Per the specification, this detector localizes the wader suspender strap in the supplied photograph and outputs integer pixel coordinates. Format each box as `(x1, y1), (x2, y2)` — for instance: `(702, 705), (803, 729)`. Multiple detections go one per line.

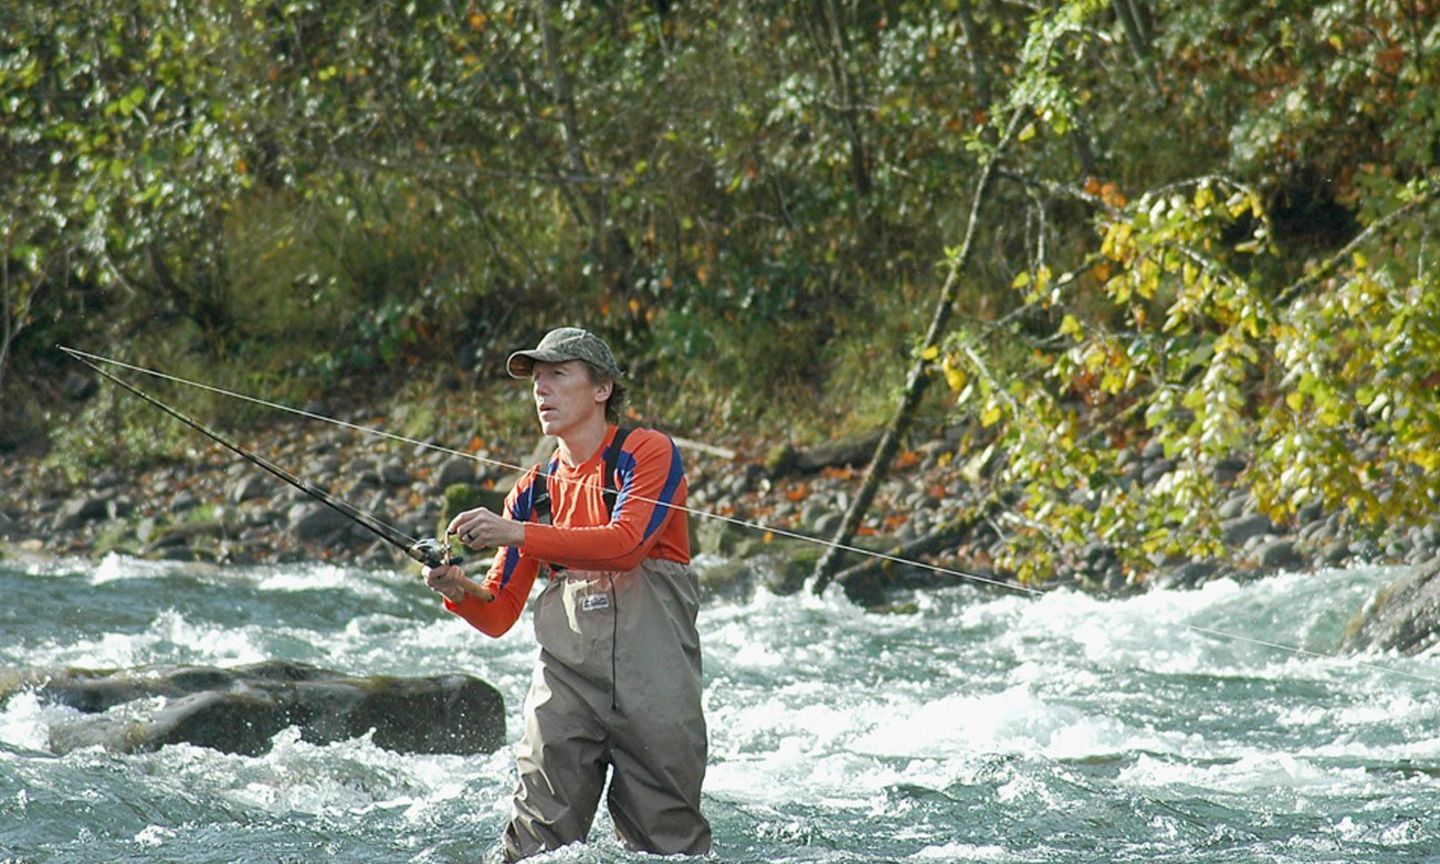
(532, 425), (633, 529)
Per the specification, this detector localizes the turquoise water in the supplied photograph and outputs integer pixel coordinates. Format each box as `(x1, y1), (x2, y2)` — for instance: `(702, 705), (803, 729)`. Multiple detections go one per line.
(2, 554), (1438, 862)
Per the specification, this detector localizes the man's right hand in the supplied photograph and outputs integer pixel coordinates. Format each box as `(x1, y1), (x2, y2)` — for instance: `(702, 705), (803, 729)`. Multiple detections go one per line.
(424, 564), (494, 604)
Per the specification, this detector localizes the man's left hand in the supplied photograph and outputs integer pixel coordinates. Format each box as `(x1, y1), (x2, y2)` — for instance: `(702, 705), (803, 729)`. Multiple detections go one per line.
(448, 507), (526, 550)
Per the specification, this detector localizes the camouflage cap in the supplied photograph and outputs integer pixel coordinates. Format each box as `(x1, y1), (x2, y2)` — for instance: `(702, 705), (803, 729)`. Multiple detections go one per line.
(506, 327), (624, 379)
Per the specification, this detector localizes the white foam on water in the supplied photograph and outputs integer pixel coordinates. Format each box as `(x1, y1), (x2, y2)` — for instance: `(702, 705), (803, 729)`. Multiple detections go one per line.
(129, 725), (515, 827)
(133, 824), (178, 848)
(253, 562), (407, 602)
(85, 553), (411, 605)
(1118, 751), (1371, 797)
(24, 608), (271, 669)
(908, 841), (1016, 861)
(0, 691), (59, 752)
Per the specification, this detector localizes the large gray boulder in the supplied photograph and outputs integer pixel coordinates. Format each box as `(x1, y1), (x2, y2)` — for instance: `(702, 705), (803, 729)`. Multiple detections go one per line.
(6, 660), (504, 757)
(1344, 558), (1440, 655)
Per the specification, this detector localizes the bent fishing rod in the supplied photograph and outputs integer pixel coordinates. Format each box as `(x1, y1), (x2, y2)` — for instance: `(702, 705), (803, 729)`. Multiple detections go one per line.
(61, 346), (490, 597)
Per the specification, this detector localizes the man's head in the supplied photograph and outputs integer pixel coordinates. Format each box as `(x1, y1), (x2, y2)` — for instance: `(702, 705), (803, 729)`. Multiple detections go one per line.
(507, 327), (627, 424)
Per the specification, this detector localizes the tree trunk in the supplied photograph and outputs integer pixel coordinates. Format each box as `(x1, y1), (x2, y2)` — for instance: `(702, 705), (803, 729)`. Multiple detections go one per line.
(816, 0), (872, 201)
(1112, 0), (1158, 95)
(535, 0), (636, 296)
(809, 108), (1025, 597)
(0, 254), (18, 401)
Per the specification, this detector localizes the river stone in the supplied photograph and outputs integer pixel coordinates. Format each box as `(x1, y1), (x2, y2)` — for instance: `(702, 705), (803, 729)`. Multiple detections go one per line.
(1256, 539), (1303, 571)
(288, 502), (351, 541)
(694, 558), (758, 603)
(53, 495), (111, 530)
(1212, 457), (1246, 485)
(1155, 560), (1220, 590)
(435, 457), (476, 489)
(1221, 513), (1275, 547)
(379, 458), (410, 487)
(1217, 493), (1252, 520)
(1344, 557), (1440, 655)
(20, 660), (505, 757)
(230, 475), (271, 504)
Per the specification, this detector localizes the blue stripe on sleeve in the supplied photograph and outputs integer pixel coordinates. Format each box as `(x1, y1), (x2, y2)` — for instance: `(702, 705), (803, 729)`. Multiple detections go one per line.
(611, 440), (681, 538)
(497, 464), (550, 589)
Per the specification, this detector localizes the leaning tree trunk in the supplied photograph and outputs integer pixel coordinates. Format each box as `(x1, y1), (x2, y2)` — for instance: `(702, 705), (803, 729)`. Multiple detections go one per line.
(809, 108), (1024, 597)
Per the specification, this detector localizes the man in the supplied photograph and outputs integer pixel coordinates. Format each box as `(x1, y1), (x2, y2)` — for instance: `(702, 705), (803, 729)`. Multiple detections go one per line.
(423, 326), (711, 861)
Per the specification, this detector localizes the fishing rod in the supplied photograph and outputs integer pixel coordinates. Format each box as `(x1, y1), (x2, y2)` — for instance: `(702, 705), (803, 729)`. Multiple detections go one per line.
(56, 347), (1440, 687)
(60, 346), (490, 598)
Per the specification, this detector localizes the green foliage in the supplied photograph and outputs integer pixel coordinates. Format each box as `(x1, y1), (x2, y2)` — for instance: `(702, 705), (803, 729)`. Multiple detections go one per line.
(937, 0), (1440, 582)
(44, 383), (190, 480)
(6, 0), (1440, 584)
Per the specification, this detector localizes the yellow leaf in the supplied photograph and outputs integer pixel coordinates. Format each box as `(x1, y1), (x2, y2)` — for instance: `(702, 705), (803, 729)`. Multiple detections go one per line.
(921, 345), (940, 361)
(943, 360), (967, 392)
(980, 404), (1003, 427)
(1018, 122), (1037, 142)
(1285, 391), (1304, 412)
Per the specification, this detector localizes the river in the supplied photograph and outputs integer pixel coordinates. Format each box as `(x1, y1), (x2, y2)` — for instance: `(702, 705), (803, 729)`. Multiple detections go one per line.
(2, 553), (1437, 862)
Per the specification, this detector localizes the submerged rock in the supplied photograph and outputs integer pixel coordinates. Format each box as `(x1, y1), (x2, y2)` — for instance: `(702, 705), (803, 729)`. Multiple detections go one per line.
(1344, 558), (1440, 655)
(7, 660), (505, 757)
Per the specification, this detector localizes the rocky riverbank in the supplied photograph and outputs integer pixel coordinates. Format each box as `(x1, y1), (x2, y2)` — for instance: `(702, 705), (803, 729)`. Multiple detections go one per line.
(5, 412), (1440, 605)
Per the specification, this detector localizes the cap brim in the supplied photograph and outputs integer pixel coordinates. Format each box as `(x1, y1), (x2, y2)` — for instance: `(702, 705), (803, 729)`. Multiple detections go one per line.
(506, 350), (544, 378)
(506, 348), (624, 379)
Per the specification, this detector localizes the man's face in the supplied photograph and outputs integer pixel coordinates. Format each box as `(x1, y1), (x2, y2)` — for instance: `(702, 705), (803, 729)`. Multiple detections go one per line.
(531, 360), (611, 437)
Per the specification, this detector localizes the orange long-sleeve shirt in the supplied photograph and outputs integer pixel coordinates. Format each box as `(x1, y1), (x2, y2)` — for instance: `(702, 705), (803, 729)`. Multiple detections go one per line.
(444, 425), (690, 637)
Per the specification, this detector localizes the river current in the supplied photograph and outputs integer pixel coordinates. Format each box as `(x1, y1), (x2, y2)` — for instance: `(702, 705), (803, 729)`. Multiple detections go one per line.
(2, 553), (1437, 863)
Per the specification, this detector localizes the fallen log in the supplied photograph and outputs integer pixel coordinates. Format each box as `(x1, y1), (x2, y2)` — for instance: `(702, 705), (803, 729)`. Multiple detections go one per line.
(831, 500), (1000, 604)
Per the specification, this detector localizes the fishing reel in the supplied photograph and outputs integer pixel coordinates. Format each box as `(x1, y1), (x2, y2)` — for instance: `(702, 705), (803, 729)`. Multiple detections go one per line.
(410, 537), (462, 568)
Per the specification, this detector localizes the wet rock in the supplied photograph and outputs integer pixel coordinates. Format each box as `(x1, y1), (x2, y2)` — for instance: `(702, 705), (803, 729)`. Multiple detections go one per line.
(695, 557), (758, 603)
(53, 495), (111, 531)
(145, 520), (226, 554)
(1156, 560), (1220, 590)
(1141, 459), (1176, 484)
(812, 511), (844, 539)
(307, 455), (341, 477)
(288, 503), (352, 541)
(435, 457), (476, 489)
(379, 458), (410, 487)
(1344, 558), (1440, 655)
(1256, 539), (1303, 571)
(1217, 493), (1252, 520)
(230, 475), (271, 504)
(1212, 458), (1246, 486)
(19, 660), (505, 757)
(695, 517), (766, 559)
(172, 491), (202, 513)
(1221, 513), (1275, 547)
(1349, 538), (1383, 562)
(1296, 502), (1324, 527)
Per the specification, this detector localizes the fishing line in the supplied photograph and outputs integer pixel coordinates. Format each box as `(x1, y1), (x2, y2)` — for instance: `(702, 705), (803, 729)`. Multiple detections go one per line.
(59, 346), (1023, 593)
(60, 346), (1440, 687)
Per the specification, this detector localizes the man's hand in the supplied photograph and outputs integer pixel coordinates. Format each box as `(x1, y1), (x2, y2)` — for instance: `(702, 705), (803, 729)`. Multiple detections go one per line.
(424, 563), (494, 604)
(449, 507), (525, 550)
